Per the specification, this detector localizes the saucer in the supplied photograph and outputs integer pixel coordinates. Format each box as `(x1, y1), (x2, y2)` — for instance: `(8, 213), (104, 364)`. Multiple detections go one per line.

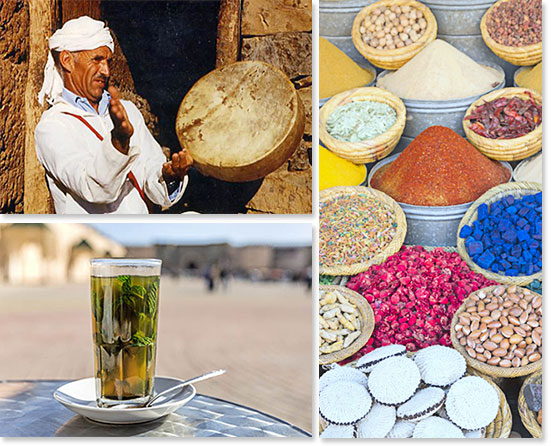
(53, 377), (196, 425)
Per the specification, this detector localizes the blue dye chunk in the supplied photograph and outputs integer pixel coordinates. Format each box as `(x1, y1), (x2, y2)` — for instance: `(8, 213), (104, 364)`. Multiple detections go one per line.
(502, 229), (517, 243)
(478, 251), (496, 269)
(518, 207), (529, 217)
(505, 195), (515, 205)
(535, 192), (542, 204)
(473, 229), (483, 241)
(459, 225), (472, 238)
(506, 206), (518, 215)
(467, 241), (484, 256)
(478, 203), (489, 220)
(517, 230), (530, 242)
(517, 218), (527, 228)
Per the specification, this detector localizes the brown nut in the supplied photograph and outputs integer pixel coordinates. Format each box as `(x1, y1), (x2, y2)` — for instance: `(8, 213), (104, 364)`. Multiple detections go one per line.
(519, 311), (529, 325)
(488, 321), (502, 329)
(501, 326), (514, 338)
(513, 327), (527, 337)
(499, 316), (509, 326)
(481, 316), (493, 325)
(459, 315), (470, 325)
(466, 347), (476, 358)
(493, 285), (505, 296)
(509, 307), (523, 317)
(532, 331), (542, 346)
(519, 299), (528, 310)
(526, 344), (537, 355)
(514, 348), (525, 358)
(490, 310), (501, 320)
(475, 345), (485, 354)
(493, 348), (507, 357)
(476, 353), (487, 362)
(532, 296), (542, 309)
(479, 310), (490, 317)
(528, 353), (541, 362)
(459, 337), (467, 346)
(482, 341), (498, 351)
(499, 359), (512, 368)
(509, 334), (523, 345)
(479, 331), (489, 343)
(512, 357), (521, 368)
(462, 326), (471, 336)
(527, 320), (540, 328)
(456, 330), (465, 339)
(503, 300), (514, 308)
(470, 319), (480, 332)
(500, 339), (510, 350)
(518, 340), (527, 349)
(487, 356), (501, 366)
(490, 334), (503, 344)
(483, 350), (492, 360)
(508, 316), (521, 326)
(521, 357), (529, 367)
(486, 303), (499, 311)
(477, 301), (485, 312)
(469, 329), (481, 339)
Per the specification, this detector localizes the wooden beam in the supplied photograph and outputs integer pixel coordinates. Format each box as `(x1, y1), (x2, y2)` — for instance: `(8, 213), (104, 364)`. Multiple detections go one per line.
(24, 0), (59, 214)
(62, 0), (102, 23)
(216, 0), (242, 67)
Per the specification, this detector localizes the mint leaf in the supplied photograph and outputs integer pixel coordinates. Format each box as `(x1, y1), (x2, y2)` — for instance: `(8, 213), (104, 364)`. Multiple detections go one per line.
(130, 331), (155, 347)
(130, 285), (147, 299)
(146, 280), (158, 315)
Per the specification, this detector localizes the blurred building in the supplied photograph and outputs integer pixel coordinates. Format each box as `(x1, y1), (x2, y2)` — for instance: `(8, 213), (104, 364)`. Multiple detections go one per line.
(0, 224), (126, 285)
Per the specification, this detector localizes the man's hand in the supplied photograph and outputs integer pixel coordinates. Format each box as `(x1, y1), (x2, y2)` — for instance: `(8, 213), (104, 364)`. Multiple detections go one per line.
(109, 86), (134, 154)
(162, 149), (194, 182)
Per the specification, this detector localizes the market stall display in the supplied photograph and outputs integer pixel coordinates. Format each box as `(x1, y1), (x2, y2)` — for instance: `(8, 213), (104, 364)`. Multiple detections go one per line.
(319, 186), (407, 276)
(319, 87), (406, 164)
(320, 37), (376, 103)
(450, 285), (542, 378)
(319, 346), (512, 438)
(518, 371), (542, 438)
(319, 285), (375, 365)
(481, 0), (542, 66)
(463, 88), (542, 161)
(319, 145), (367, 191)
(457, 182), (542, 285)
(345, 246), (496, 359)
(352, 0), (437, 70)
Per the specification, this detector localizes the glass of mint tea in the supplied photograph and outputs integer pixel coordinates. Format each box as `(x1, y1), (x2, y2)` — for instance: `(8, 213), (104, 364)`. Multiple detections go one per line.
(90, 258), (161, 408)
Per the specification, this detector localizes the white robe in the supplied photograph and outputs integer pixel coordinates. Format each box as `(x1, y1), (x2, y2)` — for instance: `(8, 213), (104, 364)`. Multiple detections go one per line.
(35, 97), (186, 214)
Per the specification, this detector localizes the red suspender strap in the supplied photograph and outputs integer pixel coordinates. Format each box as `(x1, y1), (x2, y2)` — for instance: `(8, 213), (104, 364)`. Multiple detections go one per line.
(61, 111), (153, 213)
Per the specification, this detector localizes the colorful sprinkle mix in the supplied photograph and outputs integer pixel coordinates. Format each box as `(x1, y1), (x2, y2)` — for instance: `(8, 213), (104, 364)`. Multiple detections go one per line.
(320, 193), (397, 267)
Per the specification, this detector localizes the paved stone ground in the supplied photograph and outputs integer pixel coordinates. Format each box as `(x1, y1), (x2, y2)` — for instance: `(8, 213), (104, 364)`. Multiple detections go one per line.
(0, 278), (313, 432)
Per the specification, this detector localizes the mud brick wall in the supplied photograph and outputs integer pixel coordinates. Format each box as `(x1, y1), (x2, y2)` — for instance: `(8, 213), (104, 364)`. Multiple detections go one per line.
(217, 0), (312, 214)
(0, 0), (29, 213)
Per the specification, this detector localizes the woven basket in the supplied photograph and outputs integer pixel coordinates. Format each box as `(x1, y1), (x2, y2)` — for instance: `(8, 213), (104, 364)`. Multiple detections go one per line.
(321, 354), (512, 438)
(456, 182), (542, 286)
(463, 88), (542, 162)
(518, 370), (542, 438)
(351, 0), (437, 70)
(319, 285), (375, 365)
(319, 186), (407, 276)
(480, 0), (542, 67)
(450, 285), (542, 379)
(319, 87), (406, 164)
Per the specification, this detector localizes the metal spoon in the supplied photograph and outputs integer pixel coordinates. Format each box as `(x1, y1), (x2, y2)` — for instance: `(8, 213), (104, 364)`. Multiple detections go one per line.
(145, 369), (226, 407)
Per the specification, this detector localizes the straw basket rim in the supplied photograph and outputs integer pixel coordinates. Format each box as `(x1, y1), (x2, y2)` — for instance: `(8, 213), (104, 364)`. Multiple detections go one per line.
(319, 285), (375, 365)
(321, 353), (511, 438)
(319, 186), (407, 276)
(450, 285), (542, 379)
(518, 370), (542, 438)
(480, 0), (542, 66)
(456, 181), (542, 285)
(463, 87), (542, 161)
(351, 0), (438, 70)
(319, 87), (406, 164)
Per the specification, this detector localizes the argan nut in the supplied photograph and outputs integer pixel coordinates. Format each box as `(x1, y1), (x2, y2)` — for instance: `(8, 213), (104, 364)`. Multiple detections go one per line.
(528, 353), (541, 362)
(483, 341), (498, 351)
(509, 334), (523, 345)
(499, 359), (512, 368)
(491, 334), (503, 344)
(501, 326), (514, 338)
(467, 347), (476, 358)
(493, 348), (507, 357)
(512, 357), (521, 368)
(487, 356), (501, 366)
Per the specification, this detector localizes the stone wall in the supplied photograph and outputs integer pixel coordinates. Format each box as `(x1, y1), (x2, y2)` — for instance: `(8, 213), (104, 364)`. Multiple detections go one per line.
(0, 0), (29, 213)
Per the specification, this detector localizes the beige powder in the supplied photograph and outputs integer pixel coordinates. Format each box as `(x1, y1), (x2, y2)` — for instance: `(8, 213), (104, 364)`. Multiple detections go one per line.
(377, 40), (504, 101)
(514, 152), (542, 184)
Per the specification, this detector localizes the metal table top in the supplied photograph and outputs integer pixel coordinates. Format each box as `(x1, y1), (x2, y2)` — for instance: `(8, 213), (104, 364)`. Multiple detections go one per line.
(0, 380), (311, 437)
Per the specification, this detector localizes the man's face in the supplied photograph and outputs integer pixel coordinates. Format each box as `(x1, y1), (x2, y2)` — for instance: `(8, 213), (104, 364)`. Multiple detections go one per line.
(68, 46), (112, 103)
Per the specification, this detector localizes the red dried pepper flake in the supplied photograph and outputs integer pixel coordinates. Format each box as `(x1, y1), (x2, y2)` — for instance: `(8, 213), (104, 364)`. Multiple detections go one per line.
(340, 246), (496, 364)
(464, 93), (542, 139)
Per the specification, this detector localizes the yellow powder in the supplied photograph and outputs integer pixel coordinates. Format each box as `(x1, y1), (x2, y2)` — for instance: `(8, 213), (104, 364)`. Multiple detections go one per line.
(516, 62), (542, 94)
(320, 37), (375, 99)
(319, 145), (367, 191)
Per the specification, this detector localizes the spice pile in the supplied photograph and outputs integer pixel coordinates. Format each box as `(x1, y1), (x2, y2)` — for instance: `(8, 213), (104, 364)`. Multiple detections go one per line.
(320, 193), (397, 268)
(459, 192), (542, 276)
(514, 153), (542, 184)
(320, 345), (499, 438)
(345, 246), (496, 360)
(319, 289), (362, 355)
(377, 40), (503, 101)
(320, 37), (375, 98)
(487, 0), (542, 47)
(359, 4), (427, 50)
(516, 63), (542, 94)
(454, 285), (542, 368)
(319, 145), (366, 191)
(326, 101), (396, 142)
(465, 93), (542, 139)
(370, 126), (510, 206)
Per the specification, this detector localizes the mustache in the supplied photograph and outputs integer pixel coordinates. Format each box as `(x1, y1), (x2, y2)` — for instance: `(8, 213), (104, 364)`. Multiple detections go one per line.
(93, 75), (109, 85)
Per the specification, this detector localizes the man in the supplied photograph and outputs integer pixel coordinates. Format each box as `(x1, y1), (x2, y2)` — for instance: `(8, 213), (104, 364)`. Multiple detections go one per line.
(35, 16), (193, 214)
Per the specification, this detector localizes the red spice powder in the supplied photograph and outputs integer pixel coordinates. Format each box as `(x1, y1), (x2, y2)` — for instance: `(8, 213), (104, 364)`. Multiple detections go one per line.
(370, 126), (510, 206)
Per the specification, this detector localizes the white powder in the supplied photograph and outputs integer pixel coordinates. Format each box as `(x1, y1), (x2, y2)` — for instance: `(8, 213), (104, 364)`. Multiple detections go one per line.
(377, 39), (504, 101)
(514, 152), (542, 183)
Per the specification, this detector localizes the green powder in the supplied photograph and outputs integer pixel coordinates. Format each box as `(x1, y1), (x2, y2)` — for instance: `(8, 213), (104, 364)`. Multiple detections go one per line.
(326, 100), (396, 142)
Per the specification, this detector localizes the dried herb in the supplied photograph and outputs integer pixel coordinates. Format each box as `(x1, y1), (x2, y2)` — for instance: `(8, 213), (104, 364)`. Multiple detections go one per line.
(464, 92), (542, 139)
(487, 0), (541, 47)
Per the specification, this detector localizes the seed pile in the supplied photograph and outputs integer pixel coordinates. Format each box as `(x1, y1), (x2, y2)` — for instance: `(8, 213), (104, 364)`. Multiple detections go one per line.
(320, 289), (363, 355)
(370, 126), (511, 206)
(345, 246), (496, 360)
(319, 345), (499, 438)
(459, 192), (542, 276)
(465, 93), (542, 139)
(319, 193), (397, 267)
(326, 101), (397, 142)
(455, 285), (542, 368)
(487, 0), (542, 47)
(359, 4), (427, 50)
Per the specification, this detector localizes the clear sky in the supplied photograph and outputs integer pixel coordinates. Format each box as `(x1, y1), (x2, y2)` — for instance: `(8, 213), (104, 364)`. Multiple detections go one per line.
(89, 223), (312, 247)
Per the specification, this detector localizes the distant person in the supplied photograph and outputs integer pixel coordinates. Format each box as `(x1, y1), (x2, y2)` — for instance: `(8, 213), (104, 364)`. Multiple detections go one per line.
(35, 16), (193, 214)
(220, 267), (230, 291)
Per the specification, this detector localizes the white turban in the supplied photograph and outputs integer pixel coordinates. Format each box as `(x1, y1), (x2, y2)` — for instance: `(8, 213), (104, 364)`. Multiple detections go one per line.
(38, 16), (114, 106)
